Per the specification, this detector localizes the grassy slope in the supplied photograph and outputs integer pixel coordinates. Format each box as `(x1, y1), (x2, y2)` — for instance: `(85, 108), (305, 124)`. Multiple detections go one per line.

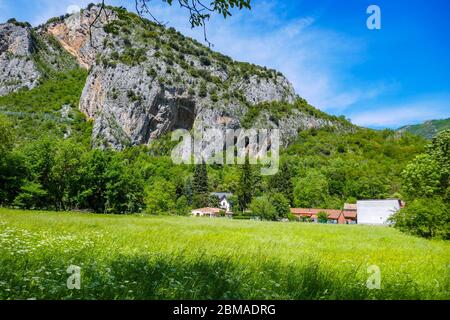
(1, 208), (449, 300)
(0, 69), (91, 144)
(0, 29), (91, 145)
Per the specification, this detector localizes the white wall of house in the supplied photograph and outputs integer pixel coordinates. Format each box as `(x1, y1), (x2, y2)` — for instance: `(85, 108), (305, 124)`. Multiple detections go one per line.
(357, 200), (401, 225)
(220, 199), (231, 212)
(192, 211), (215, 218)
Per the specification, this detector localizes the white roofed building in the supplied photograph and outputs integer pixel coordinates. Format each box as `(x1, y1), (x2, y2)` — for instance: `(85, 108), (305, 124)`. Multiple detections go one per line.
(357, 200), (402, 225)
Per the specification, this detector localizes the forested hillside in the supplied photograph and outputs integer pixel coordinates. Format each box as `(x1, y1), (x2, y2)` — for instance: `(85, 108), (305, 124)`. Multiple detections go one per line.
(0, 106), (426, 214)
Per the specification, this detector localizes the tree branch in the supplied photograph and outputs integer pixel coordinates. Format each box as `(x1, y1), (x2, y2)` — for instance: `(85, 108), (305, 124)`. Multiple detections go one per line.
(88, 0), (112, 48)
(88, 0), (251, 48)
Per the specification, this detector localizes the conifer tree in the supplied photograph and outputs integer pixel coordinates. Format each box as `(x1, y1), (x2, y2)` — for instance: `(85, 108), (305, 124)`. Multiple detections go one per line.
(270, 161), (294, 205)
(192, 162), (209, 207)
(237, 156), (253, 211)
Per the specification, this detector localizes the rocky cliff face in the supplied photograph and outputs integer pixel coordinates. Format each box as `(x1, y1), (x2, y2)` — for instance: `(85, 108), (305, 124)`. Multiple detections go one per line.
(43, 6), (301, 149)
(1, 6), (351, 149)
(46, 6), (114, 69)
(0, 19), (82, 97)
(0, 23), (40, 96)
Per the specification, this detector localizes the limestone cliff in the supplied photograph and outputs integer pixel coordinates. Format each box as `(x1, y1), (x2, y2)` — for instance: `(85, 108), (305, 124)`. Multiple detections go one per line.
(0, 23), (40, 96)
(1, 6), (352, 149)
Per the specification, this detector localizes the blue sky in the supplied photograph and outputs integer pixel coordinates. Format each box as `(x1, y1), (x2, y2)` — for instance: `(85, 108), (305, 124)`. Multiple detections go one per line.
(1, 0), (449, 128)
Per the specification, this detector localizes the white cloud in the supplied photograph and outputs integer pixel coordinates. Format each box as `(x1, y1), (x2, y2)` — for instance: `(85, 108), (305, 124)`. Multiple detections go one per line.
(349, 95), (450, 128)
(67, 5), (82, 15)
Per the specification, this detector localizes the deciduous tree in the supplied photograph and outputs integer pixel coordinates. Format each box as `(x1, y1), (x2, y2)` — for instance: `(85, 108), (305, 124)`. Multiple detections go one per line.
(249, 196), (276, 221)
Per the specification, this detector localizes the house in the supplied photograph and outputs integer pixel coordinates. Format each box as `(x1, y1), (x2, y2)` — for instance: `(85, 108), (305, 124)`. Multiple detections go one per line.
(290, 208), (346, 224)
(343, 203), (358, 224)
(327, 211), (346, 225)
(356, 200), (401, 225)
(210, 193), (233, 214)
(344, 203), (357, 212)
(191, 208), (222, 218)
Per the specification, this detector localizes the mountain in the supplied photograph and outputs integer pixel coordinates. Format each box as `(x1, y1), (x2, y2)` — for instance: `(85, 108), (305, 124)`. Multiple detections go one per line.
(0, 5), (352, 150)
(397, 118), (450, 139)
(0, 5), (428, 213)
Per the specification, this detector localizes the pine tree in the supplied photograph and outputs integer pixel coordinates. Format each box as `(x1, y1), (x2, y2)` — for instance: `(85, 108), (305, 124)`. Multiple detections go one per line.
(270, 161), (294, 205)
(192, 162), (209, 208)
(183, 177), (194, 205)
(193, 162), (208, 194)
(237, 156), (253, 212)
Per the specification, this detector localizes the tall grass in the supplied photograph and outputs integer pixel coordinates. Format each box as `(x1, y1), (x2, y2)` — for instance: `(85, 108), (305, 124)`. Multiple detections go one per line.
(0, 208), (449, 300)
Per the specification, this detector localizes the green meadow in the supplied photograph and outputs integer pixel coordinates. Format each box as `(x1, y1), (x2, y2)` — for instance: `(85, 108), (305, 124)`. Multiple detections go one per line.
(0, 208), (449, 300)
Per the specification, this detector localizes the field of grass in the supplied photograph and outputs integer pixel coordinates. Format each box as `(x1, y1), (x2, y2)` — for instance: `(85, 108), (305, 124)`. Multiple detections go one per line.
(0, 208), (449, 300)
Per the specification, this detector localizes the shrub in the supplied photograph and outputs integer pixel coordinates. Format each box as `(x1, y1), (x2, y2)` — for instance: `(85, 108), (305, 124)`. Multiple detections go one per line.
(249, 197), (276, 221)
(210, 93), (219, 102)
(119, 48), (147, 66)
(147, 68), (157, 78)
(317, 212), (329, 224)
(45, 17), (62, 25)
(198, 82), (208, 98)
(200, 56), (212, 66)
(123, 37), (132, 47)
(7, 18), (31, 28)
(127, 90), (141, 102)
(103, 23), (120, 35)
(270, 193), (290, 220)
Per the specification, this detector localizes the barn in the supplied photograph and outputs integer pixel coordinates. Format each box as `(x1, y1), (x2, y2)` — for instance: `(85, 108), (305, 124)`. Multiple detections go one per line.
(356, 200), (402, 225)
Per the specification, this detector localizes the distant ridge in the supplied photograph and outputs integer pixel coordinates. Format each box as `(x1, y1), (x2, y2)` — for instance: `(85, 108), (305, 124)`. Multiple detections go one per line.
(398, 118), (450, 139)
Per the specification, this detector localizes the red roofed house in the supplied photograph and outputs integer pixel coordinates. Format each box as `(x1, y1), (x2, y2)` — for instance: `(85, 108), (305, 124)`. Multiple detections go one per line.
(290, 208), (346, 224)
(191, 208), (223, 218)
(343, 203), (358, 224)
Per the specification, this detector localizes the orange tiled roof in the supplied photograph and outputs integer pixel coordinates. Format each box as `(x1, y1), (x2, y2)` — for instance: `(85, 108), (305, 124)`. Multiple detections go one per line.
(328, 212), (343, 220)
(291, 208), (343, 218)
(343, 211), (357, 219)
